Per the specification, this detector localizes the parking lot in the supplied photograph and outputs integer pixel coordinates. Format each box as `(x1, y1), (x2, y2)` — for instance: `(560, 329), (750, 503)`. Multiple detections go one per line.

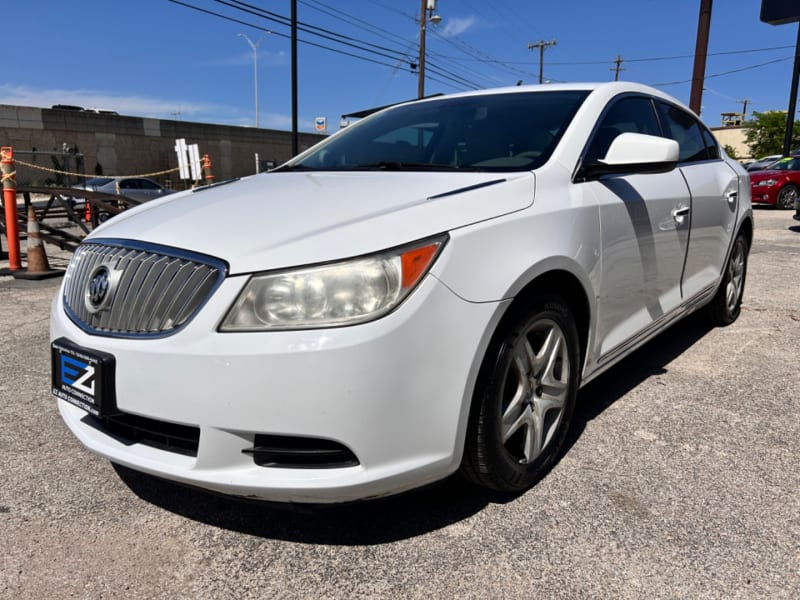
(1, 208), (799, 599)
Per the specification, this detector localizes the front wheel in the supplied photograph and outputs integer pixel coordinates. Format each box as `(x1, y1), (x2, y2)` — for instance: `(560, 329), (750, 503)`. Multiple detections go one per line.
(461, 296), (580, 492)
(707, 232), (748, 326)
(777, 184), (798, 209)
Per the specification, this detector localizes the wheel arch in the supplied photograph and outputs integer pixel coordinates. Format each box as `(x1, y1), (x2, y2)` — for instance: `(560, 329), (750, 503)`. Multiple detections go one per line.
(463, 266), (594, 427)
(737, 214), (754, 250)
(458, 267), (592, 487)
(497, 269), (592, 370)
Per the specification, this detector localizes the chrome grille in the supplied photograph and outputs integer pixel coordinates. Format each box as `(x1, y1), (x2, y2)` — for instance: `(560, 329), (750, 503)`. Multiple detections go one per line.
(63, 239), (227, 337)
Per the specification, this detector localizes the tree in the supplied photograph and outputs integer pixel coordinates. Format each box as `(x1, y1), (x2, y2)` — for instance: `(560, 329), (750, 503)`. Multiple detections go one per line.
(723, 144), (738, 159)
(743, 110), (800, 158)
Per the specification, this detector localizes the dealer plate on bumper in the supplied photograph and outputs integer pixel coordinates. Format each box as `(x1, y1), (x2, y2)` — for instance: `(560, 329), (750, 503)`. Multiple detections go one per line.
(51, 337), (118, 416)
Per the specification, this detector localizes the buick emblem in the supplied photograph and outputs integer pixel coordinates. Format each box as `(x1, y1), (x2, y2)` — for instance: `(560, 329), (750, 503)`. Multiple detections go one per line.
(84, 265), (115, 314)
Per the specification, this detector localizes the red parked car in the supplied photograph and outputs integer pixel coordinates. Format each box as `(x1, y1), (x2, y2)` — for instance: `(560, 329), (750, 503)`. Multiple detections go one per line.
(749, 155), (800, 209)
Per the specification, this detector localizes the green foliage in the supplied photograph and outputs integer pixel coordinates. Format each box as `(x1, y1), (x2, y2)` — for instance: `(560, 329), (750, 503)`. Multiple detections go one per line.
(743, 110), (800, 158)
(723, 144), (738, 159)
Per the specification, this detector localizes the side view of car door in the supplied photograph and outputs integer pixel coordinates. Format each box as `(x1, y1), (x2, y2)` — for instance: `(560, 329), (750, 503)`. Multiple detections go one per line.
(575, 95), (692, 365)
(656, 101), (740, 301)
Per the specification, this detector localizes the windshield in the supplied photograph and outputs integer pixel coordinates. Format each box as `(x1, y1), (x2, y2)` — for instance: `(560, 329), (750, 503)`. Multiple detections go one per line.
(287, 90), (590, 173)
(769, 157), (800, 171)
(84, 177), (114, 187)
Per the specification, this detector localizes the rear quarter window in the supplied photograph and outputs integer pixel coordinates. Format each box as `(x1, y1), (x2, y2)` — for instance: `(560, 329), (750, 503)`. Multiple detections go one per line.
(656, 101), (713, 163)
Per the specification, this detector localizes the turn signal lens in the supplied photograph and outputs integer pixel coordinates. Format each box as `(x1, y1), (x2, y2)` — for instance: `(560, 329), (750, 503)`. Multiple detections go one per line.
(401, 244), (440, 289)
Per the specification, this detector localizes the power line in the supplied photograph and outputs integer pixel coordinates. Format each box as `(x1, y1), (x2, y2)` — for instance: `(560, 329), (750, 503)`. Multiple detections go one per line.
(167, 0), (400, 69)
(173, 0), (487, 91)
(650, 56), (793, 87)
(169, 1), (791, 97)
(298, 1), (501, 88)
(363, 0), (531, 81)
(428, 28), (530, 79)
(214, 0), (412, 63)
(300, 0), (411, 48)
(438, 44), (798, 66)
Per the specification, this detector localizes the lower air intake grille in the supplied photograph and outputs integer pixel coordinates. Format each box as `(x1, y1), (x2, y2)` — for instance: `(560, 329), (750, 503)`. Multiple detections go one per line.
(244, 434), (359, 468)
(86, 412), (200, 457)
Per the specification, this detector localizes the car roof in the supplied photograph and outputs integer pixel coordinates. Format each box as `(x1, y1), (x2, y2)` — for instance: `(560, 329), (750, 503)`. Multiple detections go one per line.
(418, 80), (680, 101)
(382, 81), (693, 120)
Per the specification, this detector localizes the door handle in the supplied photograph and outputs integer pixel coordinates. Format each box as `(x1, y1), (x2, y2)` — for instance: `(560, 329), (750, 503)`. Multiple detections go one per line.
(725, 190), (738, 205)
(672, 206), (690, 218)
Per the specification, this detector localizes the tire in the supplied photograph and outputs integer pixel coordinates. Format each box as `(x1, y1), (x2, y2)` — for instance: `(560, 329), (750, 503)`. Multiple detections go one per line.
(708, 232), (748, 326)
(461, 296), (580, 492)
(777, 184), (798, 209)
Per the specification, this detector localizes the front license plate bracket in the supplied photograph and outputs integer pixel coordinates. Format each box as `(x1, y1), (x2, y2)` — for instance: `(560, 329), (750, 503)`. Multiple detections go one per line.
(51, 337), (119, 417)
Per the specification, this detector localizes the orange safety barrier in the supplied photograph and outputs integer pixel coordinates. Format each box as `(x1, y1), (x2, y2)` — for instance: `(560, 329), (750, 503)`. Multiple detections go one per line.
(202, 154), (215, 185)
(13, 205), (62, 280)
(1, 146), (21, 271)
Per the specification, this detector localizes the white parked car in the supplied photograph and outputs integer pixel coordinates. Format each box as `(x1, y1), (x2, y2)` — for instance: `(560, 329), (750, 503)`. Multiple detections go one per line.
(51, 82), (752, 503)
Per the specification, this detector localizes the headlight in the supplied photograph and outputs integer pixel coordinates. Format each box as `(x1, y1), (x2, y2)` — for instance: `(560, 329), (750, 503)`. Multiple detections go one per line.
(753, 178), (778, 187)
(220, 235), (447, 331)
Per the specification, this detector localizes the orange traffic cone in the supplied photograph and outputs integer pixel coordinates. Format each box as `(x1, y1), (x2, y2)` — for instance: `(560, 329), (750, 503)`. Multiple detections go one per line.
(13, 206), (63, 280)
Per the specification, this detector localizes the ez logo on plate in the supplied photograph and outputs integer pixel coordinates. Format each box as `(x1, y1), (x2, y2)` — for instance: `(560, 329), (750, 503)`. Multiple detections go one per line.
(59, 354), (96, 396)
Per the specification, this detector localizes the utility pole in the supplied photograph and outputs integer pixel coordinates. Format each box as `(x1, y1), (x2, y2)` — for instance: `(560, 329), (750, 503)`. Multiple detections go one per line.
(611, 55), (625, 81)
(527, 39), (557, 84)
(737, 98), (750, 120)
(291, 0), (298, 156)
(689, 0), (713, 115)
(417, 0), (441, 98)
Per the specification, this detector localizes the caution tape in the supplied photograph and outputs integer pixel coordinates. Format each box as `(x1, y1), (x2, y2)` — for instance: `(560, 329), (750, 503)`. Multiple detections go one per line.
(12, 157), (201, 180)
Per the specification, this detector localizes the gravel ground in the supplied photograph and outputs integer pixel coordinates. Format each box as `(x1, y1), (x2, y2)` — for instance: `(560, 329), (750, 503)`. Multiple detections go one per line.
(1, 208), (799, 599)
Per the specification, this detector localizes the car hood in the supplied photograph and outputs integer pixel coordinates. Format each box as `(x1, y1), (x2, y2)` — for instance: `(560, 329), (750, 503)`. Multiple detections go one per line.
(89, 171), (535, 274)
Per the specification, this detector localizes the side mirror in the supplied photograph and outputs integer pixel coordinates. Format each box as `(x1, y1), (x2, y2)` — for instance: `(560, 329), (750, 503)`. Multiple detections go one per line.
(579, 133), (679, 181)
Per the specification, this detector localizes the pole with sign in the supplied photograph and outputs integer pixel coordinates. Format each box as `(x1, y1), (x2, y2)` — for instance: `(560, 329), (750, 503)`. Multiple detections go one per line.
(761, 0), (800, 155)
(175, 139), (202, 184)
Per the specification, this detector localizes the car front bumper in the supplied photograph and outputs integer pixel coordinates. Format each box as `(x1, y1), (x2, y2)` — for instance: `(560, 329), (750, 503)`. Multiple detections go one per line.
(750, 187), (778, 206)
(51, 274), (503, 503)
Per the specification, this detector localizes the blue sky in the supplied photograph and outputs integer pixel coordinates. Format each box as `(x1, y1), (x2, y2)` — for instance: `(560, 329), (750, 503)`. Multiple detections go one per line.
(3, 1), (799, 132)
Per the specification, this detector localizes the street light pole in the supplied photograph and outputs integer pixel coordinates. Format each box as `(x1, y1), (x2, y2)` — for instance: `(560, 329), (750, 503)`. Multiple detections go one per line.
(237, 33), (262, 128)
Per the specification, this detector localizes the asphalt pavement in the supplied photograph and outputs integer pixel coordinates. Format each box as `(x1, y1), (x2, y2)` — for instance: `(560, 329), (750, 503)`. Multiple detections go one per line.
(1, 209), (799, 599)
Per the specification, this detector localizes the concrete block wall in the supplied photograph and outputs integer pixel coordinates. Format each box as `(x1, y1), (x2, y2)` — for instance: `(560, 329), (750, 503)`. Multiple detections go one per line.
(0, 104), (325, 187)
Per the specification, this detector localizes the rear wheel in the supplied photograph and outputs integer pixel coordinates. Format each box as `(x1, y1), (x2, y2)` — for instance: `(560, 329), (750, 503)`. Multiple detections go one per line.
(777, 184), (798, 209)
(461, 296), (579, 492)
(708, 232), (748, 326)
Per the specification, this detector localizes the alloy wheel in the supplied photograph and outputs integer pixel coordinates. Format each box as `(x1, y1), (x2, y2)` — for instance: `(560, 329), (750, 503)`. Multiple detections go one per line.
(778, 185), (798, 209)
(725, 238), (746, 314)
(500, 318), (569, 465)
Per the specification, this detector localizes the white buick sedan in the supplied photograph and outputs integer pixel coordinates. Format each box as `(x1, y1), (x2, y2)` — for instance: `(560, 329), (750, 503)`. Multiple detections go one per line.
(51, 82), (752, 502)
